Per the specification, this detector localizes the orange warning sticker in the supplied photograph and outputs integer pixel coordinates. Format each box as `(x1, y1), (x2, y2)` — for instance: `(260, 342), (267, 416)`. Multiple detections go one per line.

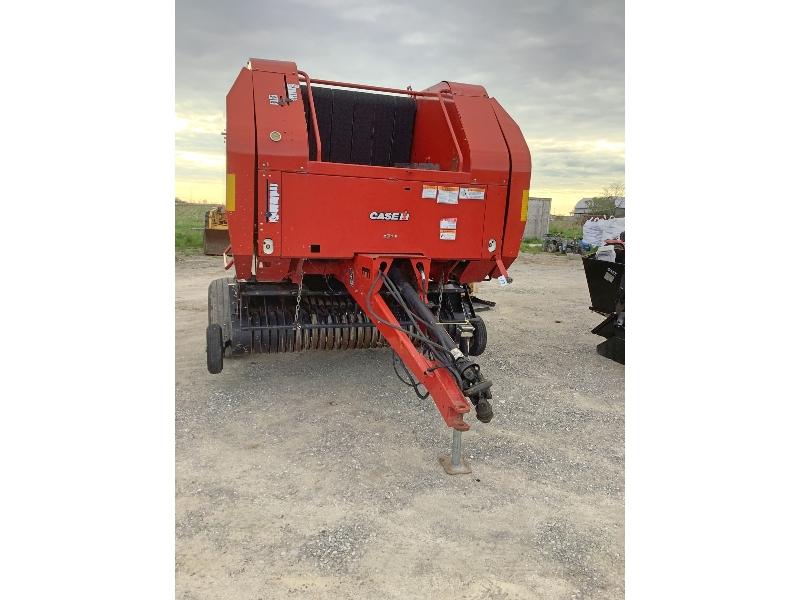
(458, 186), (486, 200)
(440, 217), (457, 229)
(421, 184), (437, 199)
(437, 186), (459, 204)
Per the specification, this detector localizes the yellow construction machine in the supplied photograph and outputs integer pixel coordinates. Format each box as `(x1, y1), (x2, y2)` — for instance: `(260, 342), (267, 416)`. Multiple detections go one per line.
(203, 207), (230, 255)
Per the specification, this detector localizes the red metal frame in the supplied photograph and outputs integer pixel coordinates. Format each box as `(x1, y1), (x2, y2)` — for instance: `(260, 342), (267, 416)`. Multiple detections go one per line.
(338, 255), (470, 430)
(224, 58), (533, 429)
(297, 71), (321, 161)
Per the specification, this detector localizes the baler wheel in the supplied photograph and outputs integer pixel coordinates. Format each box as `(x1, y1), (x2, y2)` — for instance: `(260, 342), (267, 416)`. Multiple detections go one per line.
(207, 324), (224, 374)
(468, 316), (488, 356)
(207, 277), (234, 348)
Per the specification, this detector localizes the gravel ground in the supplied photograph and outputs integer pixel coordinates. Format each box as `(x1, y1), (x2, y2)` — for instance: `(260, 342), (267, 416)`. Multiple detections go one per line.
(175, 252), (624, 600)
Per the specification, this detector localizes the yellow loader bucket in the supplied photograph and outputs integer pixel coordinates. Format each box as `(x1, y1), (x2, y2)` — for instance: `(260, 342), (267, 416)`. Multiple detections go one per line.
(203, 207), (230, 255)
(203, 228), (230, 255)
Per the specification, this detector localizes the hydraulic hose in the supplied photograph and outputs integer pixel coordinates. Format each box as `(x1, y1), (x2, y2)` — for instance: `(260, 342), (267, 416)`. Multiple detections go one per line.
(386, 266), (494, 423)
(387, 268), (457, 352)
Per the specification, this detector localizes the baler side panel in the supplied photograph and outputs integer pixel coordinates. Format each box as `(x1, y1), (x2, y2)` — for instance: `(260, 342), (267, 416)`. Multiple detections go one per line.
(444, 92), (511, 267)
(252, 70), (308, 172)
(410, 96), (462, 172)
(491, 100), (532, 266)
(226, 68), (257, 280)
(478, 183), (508, 260)
(447, 95), (509, 184)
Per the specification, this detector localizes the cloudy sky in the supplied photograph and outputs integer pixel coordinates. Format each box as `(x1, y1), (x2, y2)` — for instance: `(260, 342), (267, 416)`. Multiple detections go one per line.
(176, 0), (623, 215)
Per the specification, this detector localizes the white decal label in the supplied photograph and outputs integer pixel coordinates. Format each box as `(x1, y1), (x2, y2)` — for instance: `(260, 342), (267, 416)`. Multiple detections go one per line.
(421, 184), (437, 199)
(498, 275), (509, 286)
(459, 186), (486, 200)
(268, 182), (280, 222)
(286, 83), (299, 101)
(437, 186), (459, 204)
(268, 94), (279, 106)
(439, 217), (457, 241)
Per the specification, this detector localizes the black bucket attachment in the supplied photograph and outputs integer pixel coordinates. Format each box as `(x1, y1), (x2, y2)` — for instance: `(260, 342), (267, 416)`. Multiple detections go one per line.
(582, 256), (625, 364)
(582, 256), (624, 315)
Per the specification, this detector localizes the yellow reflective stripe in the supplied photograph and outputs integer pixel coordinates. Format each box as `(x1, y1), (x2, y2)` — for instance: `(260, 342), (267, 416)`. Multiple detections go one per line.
(226, 173), (236, 211)
(520, 189), (529, 221)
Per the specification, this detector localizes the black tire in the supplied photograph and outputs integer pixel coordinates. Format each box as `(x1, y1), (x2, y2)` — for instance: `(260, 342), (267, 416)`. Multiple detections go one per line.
(468, 315), (488, 356)
(208, 277), (234, 345)
(207, 324), (224, 374)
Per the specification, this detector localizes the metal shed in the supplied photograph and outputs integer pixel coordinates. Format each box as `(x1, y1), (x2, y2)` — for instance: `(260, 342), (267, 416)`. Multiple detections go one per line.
(523, 197), (551, 239)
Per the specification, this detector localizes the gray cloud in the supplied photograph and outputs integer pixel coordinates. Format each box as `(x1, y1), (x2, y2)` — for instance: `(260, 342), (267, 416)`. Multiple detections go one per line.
(176, 0), (623, 212)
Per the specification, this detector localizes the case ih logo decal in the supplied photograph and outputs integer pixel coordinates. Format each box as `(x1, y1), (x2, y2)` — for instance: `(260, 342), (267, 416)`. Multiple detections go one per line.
(369, 211), (410, 221)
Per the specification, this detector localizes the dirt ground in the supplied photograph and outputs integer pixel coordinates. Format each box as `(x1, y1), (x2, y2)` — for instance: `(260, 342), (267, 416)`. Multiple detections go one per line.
(175, 252), (624, 600)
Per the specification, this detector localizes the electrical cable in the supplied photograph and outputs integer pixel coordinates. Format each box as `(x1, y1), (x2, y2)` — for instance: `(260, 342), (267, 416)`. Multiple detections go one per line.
(392, 351), (430, 400)
(377, 271), (465, 387)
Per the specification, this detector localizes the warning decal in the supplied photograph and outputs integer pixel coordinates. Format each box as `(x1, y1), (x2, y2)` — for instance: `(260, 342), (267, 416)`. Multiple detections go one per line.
(439, 217), (457, 241)
(268, 182), (280, 223)
(421, 184), (437, 199)
(440, 218), (457, 229)
(458, 186), (486, 200)
(437, 186), (459, 204)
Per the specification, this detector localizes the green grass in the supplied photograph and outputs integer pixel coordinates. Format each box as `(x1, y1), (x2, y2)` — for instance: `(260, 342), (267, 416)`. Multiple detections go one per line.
(548, 224), (583, 239)
(520, 237), (543, 254)
(175, 202), (218, 253)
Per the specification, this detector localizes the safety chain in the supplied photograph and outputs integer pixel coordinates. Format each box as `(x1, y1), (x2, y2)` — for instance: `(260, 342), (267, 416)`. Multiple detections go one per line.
(437, 277), (445, 321)
(294, 259), (305, 329)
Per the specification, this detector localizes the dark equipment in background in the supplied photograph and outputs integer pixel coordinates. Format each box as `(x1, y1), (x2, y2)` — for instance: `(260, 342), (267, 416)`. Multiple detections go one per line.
(543, 234), (584, 255)
(582, 239), (625, 364)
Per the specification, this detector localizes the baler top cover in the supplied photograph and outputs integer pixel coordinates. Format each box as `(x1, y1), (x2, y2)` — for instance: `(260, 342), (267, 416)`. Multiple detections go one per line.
(224, 58), (531, 284)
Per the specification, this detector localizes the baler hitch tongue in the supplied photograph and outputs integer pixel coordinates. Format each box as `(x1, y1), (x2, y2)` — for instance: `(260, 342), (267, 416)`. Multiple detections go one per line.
(385, 266), (494, 424)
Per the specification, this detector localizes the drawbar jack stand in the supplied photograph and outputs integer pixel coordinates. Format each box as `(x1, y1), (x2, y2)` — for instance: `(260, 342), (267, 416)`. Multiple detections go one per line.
(439, 429), (472, 475)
